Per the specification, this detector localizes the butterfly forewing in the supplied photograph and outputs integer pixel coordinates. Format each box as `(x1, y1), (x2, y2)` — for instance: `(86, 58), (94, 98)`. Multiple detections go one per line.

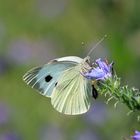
(51, 66), (93, 115)
(23, 62), (76, 97)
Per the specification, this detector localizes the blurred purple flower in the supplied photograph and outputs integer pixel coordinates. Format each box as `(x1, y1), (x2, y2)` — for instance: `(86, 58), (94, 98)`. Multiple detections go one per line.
(83, 102), (108, 125)
(131, 131), (140, 140)
(7, 38), (57, 65)
(0, 56), (10, 74)
(0, 132), (21, 140)
(74, 129), (100, 140)
(84, 58), (113, 80)
(40, 123), (65, 140)
(7, 39), (33, 64)
(0, 102), (10, 125)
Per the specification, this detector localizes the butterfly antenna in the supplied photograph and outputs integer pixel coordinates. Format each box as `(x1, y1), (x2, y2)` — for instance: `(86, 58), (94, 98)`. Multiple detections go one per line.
(87, 34), (107, 56)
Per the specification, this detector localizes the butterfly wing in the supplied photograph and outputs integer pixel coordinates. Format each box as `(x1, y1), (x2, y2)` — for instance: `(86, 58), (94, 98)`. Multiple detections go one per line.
(23, 56), (83, 98)
(51, 66), (93, 115)
(23, 62), (77, 97)
(55, 56), (83, 63)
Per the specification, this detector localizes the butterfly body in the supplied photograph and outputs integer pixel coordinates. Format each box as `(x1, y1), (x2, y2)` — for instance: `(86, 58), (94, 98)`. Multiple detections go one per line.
(23, 56), (97, 115)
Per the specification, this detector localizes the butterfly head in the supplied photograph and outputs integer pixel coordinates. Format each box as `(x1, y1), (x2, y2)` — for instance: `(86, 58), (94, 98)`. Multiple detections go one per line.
(80, 56), (92, 73)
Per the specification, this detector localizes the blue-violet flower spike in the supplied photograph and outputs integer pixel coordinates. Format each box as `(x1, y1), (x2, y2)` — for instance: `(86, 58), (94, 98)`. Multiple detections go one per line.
(131, 130), (140, 140)
(84, 58), (113, 80)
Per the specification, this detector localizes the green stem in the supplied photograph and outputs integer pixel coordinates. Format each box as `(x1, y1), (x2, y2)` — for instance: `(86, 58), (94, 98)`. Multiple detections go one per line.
(97, 76), (140, 112)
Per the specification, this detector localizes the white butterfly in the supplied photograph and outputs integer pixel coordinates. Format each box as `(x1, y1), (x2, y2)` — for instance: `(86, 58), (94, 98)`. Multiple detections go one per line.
(23, 37), (108, 115)
(23, 56), (98, 115)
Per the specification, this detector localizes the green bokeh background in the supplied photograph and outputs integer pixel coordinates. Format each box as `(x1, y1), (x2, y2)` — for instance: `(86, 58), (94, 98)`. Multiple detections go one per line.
(0, 0), (140, 140)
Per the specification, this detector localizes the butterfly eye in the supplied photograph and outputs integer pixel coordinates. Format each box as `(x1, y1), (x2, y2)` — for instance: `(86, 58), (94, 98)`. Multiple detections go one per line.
(45, 75), (53, 82)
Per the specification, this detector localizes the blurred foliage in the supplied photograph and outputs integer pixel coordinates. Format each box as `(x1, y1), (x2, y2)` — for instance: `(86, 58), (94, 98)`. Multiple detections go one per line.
(0, 0), (140, 140)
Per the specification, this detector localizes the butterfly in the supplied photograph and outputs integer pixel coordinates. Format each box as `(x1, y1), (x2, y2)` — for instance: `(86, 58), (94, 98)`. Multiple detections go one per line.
(23, 37), (108, 115)
(23, 55), (99, 115)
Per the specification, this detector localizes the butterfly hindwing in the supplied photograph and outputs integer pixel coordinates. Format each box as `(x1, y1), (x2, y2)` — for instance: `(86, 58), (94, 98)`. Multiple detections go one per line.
(23, 61), (77, 97)
(51, 66), (93, 115)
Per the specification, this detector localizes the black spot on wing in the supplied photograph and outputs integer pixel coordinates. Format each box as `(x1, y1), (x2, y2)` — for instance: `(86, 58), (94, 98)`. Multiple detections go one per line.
(55, 82), (58, 87)
(92, 85), (98, 99)
(45, 75), (53, 82)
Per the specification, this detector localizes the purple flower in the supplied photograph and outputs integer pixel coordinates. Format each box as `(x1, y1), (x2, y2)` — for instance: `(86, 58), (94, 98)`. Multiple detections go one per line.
(131, 131), (140, 140)
(84, 58), (113, 80)
(83, 102), (108, 125)
(74, 129), (100, 140)
(0, 56), (10, 75)
(40, 124), (65, 140)
(0, 132), (21, 140)
(0, 102), (11, 125)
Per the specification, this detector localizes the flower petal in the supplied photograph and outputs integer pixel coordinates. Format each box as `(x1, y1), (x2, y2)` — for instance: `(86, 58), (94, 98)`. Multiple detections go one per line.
(84, 58), (113, 81)
(84, 67), (106, 80)
(96, 58), (110, 73)
(132, 130), (140, 140)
